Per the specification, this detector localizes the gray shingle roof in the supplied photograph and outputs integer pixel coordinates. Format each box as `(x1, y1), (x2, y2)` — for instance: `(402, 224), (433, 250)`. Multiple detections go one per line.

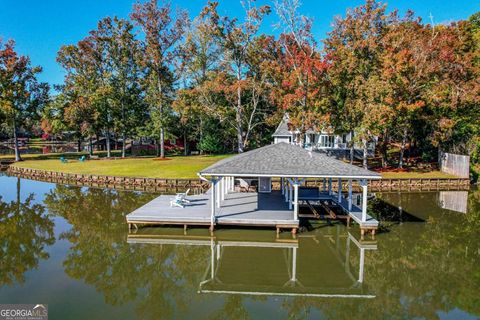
(272, 116), (291, 137)
(199, 143), (381, 179)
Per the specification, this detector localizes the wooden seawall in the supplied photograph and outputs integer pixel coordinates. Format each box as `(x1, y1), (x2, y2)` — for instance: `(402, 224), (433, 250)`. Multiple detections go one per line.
(6, 166), (471, 193)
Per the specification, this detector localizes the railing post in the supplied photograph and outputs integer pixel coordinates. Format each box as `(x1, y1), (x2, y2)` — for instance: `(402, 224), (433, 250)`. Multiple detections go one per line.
(360, 179), (368, 222)
(293, 180), (299, 220)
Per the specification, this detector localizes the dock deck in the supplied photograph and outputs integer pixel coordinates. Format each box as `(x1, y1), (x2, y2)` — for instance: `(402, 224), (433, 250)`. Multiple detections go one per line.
(126, 190), (298, 229)
(298, 188), (379, 229)
(126, 187), (378, 231)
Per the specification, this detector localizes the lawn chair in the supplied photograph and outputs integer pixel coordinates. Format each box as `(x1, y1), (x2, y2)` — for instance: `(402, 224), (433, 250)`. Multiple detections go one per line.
(175, 189), (190, 203)
(60, 156), (68, 163)
(170, 196), (185, 208)
(79, 155), (86, 162)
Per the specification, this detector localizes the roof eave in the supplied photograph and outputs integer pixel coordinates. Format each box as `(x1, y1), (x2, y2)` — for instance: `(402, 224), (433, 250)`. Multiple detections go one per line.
(198, 172), (382, 180)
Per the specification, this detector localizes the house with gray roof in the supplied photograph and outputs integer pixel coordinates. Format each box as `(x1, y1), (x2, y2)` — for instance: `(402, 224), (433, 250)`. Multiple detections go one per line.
(273, 114), (376, 158)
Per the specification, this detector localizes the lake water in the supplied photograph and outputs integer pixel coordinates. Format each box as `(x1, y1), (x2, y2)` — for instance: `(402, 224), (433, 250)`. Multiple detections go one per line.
(0, 174), (478, 319)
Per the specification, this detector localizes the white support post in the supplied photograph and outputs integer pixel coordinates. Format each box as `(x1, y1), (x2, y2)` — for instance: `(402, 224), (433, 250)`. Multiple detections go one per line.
(220, 177), (225, 201)
(328, 178), (332, 195)
(348, 179), (353, 211)
(291, 247), (297, 282)
(360, 179), (368, 222)
(338, 178), (342, 202)
(211, 179), (217, 227)
(293, 180), (299, 220)
(285, 180), (289, 202)
(216, 178), (221, 208)
(358, 248), (365, 283)
(288, 183), (293, 209)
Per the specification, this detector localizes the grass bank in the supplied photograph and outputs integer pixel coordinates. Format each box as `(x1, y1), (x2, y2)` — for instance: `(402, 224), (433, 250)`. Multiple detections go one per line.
(10, 154), (229, 179)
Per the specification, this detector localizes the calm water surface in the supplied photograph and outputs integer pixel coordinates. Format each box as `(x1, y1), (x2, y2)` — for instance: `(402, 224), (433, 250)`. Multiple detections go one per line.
(0, 174), (479, 319)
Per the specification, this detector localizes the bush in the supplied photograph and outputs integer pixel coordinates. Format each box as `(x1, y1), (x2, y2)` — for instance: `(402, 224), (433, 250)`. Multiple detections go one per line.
(198, 133), (223, 154)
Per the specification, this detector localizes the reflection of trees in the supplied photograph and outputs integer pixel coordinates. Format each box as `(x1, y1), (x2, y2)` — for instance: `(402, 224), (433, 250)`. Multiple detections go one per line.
(0, 178), (55, 285)
(44, 185), (209, 319)
(40, 185), (480, 319)
(344, 190), (480, 319)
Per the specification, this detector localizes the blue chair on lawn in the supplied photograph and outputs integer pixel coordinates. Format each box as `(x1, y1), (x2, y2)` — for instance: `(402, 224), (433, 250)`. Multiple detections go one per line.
(79, 155), (86, 162)
(60, 156), (68, 164)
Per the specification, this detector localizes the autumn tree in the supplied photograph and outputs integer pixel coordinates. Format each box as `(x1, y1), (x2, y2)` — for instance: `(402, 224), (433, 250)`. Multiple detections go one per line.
(131, 0), (188, 158)
(0, 39), (49, 161)
(275, 0), (329, 146)
(211, 0), (271, 153)
(324, 0), (388, 167)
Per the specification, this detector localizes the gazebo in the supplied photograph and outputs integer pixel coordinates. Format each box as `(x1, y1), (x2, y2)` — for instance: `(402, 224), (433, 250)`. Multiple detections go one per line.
(127, 143), (381, 235)
(198, 142), (381, 235)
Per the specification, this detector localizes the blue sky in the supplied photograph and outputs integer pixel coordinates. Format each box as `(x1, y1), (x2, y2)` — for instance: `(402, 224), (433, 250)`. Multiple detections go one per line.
(1, 0), (478, 88)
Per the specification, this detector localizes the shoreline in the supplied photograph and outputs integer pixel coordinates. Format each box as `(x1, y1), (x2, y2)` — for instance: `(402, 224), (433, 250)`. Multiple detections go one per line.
(5, 165), (471, 193)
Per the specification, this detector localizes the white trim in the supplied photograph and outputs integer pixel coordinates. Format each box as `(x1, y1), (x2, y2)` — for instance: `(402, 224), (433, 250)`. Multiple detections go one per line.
(199, 173), (381, 180)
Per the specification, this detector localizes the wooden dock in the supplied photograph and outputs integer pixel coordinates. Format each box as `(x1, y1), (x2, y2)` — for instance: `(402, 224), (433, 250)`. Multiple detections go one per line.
(126, 190), (299, 231)
(297, 188), (379, 232)
(126, 188), (378, 233)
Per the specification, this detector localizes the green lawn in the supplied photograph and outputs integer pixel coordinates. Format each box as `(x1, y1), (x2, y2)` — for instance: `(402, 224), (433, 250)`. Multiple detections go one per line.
(11, 155), (230, 179)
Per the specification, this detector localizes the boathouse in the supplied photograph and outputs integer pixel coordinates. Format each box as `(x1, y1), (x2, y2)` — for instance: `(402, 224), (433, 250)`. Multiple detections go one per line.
(126, 143), (381, 234)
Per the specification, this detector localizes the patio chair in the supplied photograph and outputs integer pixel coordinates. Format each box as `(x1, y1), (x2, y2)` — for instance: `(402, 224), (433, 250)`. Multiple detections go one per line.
(175, 189), (190, 203)
(170, 197), (185, 208)
(60, 156), (68, 163)
(79, 155), (86, 162)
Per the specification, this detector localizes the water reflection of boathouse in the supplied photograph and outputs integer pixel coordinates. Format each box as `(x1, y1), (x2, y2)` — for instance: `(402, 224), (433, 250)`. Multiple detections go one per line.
(127, 228), (377, 299)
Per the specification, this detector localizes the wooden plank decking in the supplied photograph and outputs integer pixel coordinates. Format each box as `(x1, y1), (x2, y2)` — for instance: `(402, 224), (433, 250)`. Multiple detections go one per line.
(126, 190), (298, 229)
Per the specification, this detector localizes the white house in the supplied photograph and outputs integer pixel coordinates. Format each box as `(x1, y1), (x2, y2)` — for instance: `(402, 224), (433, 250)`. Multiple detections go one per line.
(272, 114), (375, 157)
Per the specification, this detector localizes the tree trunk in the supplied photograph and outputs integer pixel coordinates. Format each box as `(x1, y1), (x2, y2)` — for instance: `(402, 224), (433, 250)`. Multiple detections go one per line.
(106, 128), (111, 158)
(183, 133), (188, 156)
(236, 69), (244, 153)
(349, 130), (354, 164)
(160, 128), (165, 158)
(122, 131), (126, 158)
(89, 137), (93, 156)
(12, 117), (22, 162)
(362, 138), (368, 169)
(381, 128), (389, 168)
(399, 128), (408, 169)
(16, 177), (21, 213)
(77, 138), (82, 153)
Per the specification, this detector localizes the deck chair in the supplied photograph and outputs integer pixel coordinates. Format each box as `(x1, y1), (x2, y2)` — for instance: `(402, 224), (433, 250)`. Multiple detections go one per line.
(60, 156), (68, 163)
(170, 197), (185, 208)
(79, 155), (86, 162)
(175, 189), (190, 203)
